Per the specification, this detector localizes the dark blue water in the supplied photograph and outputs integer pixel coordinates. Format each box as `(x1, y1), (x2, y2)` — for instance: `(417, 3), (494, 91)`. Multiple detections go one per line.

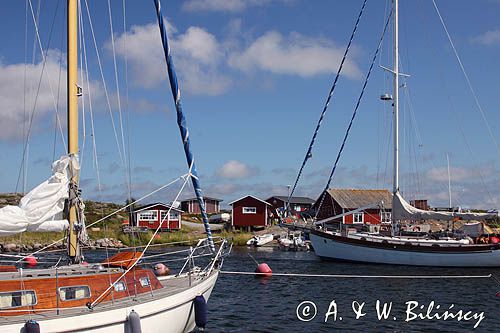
(207, 247), (500, 333)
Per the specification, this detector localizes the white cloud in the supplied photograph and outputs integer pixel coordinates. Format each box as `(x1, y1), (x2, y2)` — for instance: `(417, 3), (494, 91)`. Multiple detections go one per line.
(216, 160), (259, 179)
(183, 0), (286, 12)
(111, 23), (231, 95)
(228, 31), (361, 78)
(111, 21), (362, 96)
(472, 28), (500, 45)
(426, 165), (494, 183)
(0, 51), (101, 141)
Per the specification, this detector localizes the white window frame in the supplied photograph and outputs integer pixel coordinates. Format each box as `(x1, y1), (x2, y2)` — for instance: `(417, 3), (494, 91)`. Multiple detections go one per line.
(160, 211), (169, 222)
(353, 212), (364, 224)
(242, 207), (257, 214)
(0, 290), (37, 309)
(139, 210), (157, 223)
(140, 277), (150, 287)
(114, 281), (127, 292)
(381, 212), (391, 224)
(58, 285), (91, 301)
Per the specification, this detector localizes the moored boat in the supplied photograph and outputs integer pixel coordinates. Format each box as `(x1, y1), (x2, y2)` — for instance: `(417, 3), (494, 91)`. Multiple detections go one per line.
(0, 1), (230, 331)
(247, 234), (274, 247)
(288, 0), (500, 266)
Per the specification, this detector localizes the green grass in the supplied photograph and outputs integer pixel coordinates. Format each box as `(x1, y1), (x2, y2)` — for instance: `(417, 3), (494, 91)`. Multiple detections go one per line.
(1, 232), (66, 246)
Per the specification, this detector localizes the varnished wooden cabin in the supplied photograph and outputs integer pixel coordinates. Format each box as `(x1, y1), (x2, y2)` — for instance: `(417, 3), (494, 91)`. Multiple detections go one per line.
(0, 252), (161, 316)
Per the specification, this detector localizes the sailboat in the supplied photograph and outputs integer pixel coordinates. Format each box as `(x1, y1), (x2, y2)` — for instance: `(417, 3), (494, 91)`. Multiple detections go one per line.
(309, 0), (500, 267)
(0, 0), (228, 331)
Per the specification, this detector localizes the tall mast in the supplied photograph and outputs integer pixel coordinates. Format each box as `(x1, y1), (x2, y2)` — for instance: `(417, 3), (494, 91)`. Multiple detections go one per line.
(393, 0), (399, 196)
(67, 0), (80, 262)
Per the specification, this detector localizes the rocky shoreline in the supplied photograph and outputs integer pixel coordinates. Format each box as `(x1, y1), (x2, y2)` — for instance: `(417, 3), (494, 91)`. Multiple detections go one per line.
(0, 237), (126, 253)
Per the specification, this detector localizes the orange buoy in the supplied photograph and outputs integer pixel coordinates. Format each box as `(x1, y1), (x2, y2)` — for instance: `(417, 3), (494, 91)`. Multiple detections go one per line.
(24, 255), (37, 267)
(255, 263), (272, 277)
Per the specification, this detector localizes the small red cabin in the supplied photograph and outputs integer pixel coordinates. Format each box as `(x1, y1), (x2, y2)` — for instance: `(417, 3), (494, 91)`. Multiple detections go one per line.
(134, 203), (182, 231)
(314, 189), (392, 225)
(229, 195), (271, 229)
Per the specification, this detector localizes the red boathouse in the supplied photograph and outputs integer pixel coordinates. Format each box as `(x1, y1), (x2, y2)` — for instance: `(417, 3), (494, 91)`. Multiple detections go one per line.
(229, 195), (271, 230)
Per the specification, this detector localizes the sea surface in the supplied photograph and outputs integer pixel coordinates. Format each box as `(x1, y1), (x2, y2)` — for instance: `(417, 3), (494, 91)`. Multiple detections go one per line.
(204, 246), (500, 333)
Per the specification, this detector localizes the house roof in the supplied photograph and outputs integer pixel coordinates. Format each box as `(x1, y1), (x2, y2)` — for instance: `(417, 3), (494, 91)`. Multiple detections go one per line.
(323, 189), (392, 209)
(134, 202), (184, 213)
(228, 195), (272, 206)
(266, 196), (315, 205)
(180, 196), (223, 203)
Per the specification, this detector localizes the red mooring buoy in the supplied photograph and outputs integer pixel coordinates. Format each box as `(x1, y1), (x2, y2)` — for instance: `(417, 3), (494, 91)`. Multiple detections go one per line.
(491, 236), (500, 244)
(255, 263), (272, 277)
(496, 291), (500, 298)
(24, 255), (37, 267)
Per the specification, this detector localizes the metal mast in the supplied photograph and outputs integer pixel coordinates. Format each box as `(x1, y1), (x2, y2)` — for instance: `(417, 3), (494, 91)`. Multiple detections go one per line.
(390, 0), (400, 228)
(393, 0), (399, 197)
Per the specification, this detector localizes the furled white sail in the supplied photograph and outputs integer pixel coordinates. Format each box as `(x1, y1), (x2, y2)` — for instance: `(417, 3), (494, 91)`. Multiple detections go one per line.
(0, 156), (79, 236)
(392, 192), (495, 221)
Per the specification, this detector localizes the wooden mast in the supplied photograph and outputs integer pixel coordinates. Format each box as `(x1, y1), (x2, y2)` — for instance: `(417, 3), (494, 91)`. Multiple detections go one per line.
(67, 0), (80, 262)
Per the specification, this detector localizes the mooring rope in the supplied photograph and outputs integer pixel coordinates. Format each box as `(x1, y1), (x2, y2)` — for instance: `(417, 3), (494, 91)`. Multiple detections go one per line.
(221, 271), (492, 279)
(285, 0), (368, 215)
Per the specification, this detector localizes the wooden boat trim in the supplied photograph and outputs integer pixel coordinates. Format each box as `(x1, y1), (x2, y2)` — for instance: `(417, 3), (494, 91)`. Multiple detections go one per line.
(0, 267), (162, 316)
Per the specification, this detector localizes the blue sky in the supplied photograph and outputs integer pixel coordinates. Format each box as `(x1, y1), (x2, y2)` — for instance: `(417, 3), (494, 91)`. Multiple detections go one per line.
(0, 0), (499, 210)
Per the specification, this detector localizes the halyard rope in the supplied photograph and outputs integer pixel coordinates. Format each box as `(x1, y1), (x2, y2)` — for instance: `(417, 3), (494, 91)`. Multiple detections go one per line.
(315, 7), (393, 218)
(286, 0), (368, 215)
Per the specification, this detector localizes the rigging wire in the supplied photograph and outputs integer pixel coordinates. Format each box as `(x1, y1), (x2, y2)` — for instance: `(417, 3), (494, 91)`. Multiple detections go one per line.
(22, 0), (29, 194)
(122, 0), (133, 215)
(79, 0), (102, 196)
(431, 0), (500, 159)
(16, 0), (66, 194)
(83, 0), (125, 166)
(53, 10), (65, 163)
(16, 174), (186, 263)
(285, 0), (368, 213)
(107, 0), (131, 198)
(315, 9), (393, 218)
(89, 169), (192, 309)
(414, 3), (494, 207)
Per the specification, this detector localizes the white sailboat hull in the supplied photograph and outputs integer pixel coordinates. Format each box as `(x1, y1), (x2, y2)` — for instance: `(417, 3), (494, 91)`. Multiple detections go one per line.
(310, 232), (500, 267)
(1, 271), (219, 333)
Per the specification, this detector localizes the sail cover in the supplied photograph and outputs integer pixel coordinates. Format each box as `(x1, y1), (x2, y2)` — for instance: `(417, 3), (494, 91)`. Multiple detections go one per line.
(393, 192), (496, 221)
(0, 156), (78, 236)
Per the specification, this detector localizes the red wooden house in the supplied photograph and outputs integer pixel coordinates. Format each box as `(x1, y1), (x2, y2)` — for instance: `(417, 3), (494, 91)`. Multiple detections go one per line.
(180, 197), (222, 214)
(134, 203), (183, 231)
(314, 189), (392, 225)
(228, 195), (272, 229)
